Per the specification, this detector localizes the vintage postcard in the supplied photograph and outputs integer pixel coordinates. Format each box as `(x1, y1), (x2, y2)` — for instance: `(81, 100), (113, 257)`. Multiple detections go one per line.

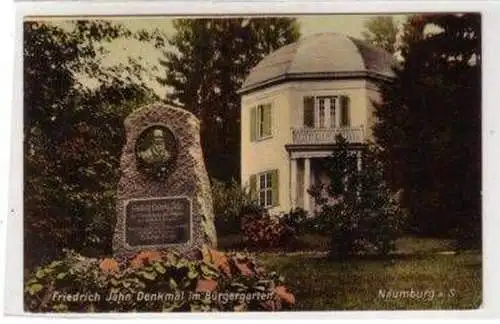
(18, 12), (481, 313)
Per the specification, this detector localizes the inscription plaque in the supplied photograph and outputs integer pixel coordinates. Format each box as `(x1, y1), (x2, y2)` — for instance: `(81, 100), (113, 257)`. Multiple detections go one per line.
(125, 197), (191, 247)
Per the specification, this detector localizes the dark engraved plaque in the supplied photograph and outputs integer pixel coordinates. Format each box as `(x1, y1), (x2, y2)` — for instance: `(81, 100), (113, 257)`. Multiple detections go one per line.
(125, 197), (191, 247)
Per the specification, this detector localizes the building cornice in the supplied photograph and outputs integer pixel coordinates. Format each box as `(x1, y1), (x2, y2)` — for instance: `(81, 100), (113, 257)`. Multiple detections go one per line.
(238, 70), (394, 96)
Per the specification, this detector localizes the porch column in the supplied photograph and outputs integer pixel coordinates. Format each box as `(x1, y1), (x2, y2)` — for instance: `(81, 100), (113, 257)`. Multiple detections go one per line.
(290, 158), (298, 209)
(303, 158), (311, 212)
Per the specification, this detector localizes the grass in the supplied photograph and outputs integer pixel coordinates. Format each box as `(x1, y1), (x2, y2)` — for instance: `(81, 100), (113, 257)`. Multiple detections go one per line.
(219, 233), (456, 254)
(394, 236), (456, 255)
(258, 251), (481, 310)
(218, 234), (480, 311)
(218, 232), (482, 310)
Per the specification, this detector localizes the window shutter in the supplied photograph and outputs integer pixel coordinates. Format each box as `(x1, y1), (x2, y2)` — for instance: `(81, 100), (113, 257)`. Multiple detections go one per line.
(263, 104), (272, 137)
(250, 106), (257, 141)
(303, 96), (315, 128)
(271, 169), (279, 207)
(340, 95), (350, 126)
(249, 174), (257, 201)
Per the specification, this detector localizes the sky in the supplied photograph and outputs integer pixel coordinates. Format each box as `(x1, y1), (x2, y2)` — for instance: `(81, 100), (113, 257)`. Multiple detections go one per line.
(38, 14), (408, 97)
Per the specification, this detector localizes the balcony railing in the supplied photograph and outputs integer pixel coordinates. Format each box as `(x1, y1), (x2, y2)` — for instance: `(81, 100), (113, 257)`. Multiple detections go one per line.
(291, 126), (365, 145)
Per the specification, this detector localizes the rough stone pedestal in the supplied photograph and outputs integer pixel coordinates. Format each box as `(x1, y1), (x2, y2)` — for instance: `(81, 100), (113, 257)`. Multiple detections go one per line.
(112, 103), (217, 256)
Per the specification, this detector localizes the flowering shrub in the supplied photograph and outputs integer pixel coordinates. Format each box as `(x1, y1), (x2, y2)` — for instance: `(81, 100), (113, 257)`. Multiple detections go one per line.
(24, 248), (295, 312)
(240, 209), (295, 249)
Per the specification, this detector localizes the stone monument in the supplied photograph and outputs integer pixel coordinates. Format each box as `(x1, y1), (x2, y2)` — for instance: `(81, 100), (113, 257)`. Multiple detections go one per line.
(113, 103), (217, 255)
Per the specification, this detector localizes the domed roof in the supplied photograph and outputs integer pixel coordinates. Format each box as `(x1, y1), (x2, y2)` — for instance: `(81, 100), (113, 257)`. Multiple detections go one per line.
(240, 33), (396, 94)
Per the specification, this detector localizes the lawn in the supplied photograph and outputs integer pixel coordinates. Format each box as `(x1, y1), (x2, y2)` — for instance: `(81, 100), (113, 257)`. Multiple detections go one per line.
(258, 251), (481, 310)
(218, 233), (457, 254)
(228, 235), (482, 310)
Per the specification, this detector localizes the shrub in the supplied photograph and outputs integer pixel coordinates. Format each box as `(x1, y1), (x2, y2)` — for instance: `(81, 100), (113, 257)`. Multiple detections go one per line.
(24, 248), (295, 312)
(211, 178), (256, 236)
(282, 208), (308, 235)
(240, 209), (295, 250)
(310, 135), (407, 260)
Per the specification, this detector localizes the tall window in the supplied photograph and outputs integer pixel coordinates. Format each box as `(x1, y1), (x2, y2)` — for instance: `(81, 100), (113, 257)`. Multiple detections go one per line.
(318, 98), (326, 128)
(259, 172), (273, 207)
(249, 169), (279, 208)
(330, 96), (336, 128)
(250, 103), (272, 141)
(303, 95), (350, 128)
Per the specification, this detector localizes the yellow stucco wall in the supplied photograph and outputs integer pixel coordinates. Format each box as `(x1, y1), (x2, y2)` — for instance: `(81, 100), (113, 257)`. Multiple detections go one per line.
(241, 78), (375, 214)
(241, 83), (293, 215)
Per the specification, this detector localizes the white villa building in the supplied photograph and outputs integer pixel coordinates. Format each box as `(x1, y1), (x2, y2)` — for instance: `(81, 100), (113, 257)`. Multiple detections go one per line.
(239, 33), (395, 215)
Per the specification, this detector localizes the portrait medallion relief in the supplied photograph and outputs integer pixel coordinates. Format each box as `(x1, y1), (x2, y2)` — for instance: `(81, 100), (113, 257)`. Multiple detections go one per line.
(135, 125), (178, 180)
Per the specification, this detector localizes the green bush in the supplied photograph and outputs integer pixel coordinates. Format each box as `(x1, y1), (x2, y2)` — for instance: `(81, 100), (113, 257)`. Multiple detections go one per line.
(24, 248), (295, 312)
(282, 208), (308, 235)
(310, 135), (407, 260)
(211, 178), (256, 236)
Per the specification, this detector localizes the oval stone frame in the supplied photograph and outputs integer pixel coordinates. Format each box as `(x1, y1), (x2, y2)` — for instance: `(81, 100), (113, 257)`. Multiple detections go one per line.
(135, 124), (178, 180)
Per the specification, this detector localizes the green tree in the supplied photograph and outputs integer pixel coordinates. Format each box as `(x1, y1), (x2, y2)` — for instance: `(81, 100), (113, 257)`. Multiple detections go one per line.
(362, 16), (399, 54)
(157, 18), (300, 182)
(373, 14), (481, 247)
(24, 20), (157, 268)
(310, 135), (405, 260)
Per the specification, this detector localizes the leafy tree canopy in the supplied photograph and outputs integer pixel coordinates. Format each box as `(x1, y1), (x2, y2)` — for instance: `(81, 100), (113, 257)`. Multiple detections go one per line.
(373, 14), (481, 246)
(362, 16), (399, 54)
(24, 20), (158, 267)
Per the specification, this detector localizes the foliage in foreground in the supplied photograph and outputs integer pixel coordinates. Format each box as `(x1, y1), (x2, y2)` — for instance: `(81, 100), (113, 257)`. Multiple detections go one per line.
(24, 248), (295, 312)
(310, 135), (407, 260)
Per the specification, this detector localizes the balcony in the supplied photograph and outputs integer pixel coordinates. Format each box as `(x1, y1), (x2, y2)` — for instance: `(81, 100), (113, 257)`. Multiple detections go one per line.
(291, 126), (365, 145)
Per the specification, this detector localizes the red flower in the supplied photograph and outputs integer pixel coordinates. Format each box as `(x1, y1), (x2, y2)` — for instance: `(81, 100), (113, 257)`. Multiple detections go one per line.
(274, 286), (295, 304)
(130, 251), (162, 268)
(99, 258), (119, 273)
(196, 279), (218, 292)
